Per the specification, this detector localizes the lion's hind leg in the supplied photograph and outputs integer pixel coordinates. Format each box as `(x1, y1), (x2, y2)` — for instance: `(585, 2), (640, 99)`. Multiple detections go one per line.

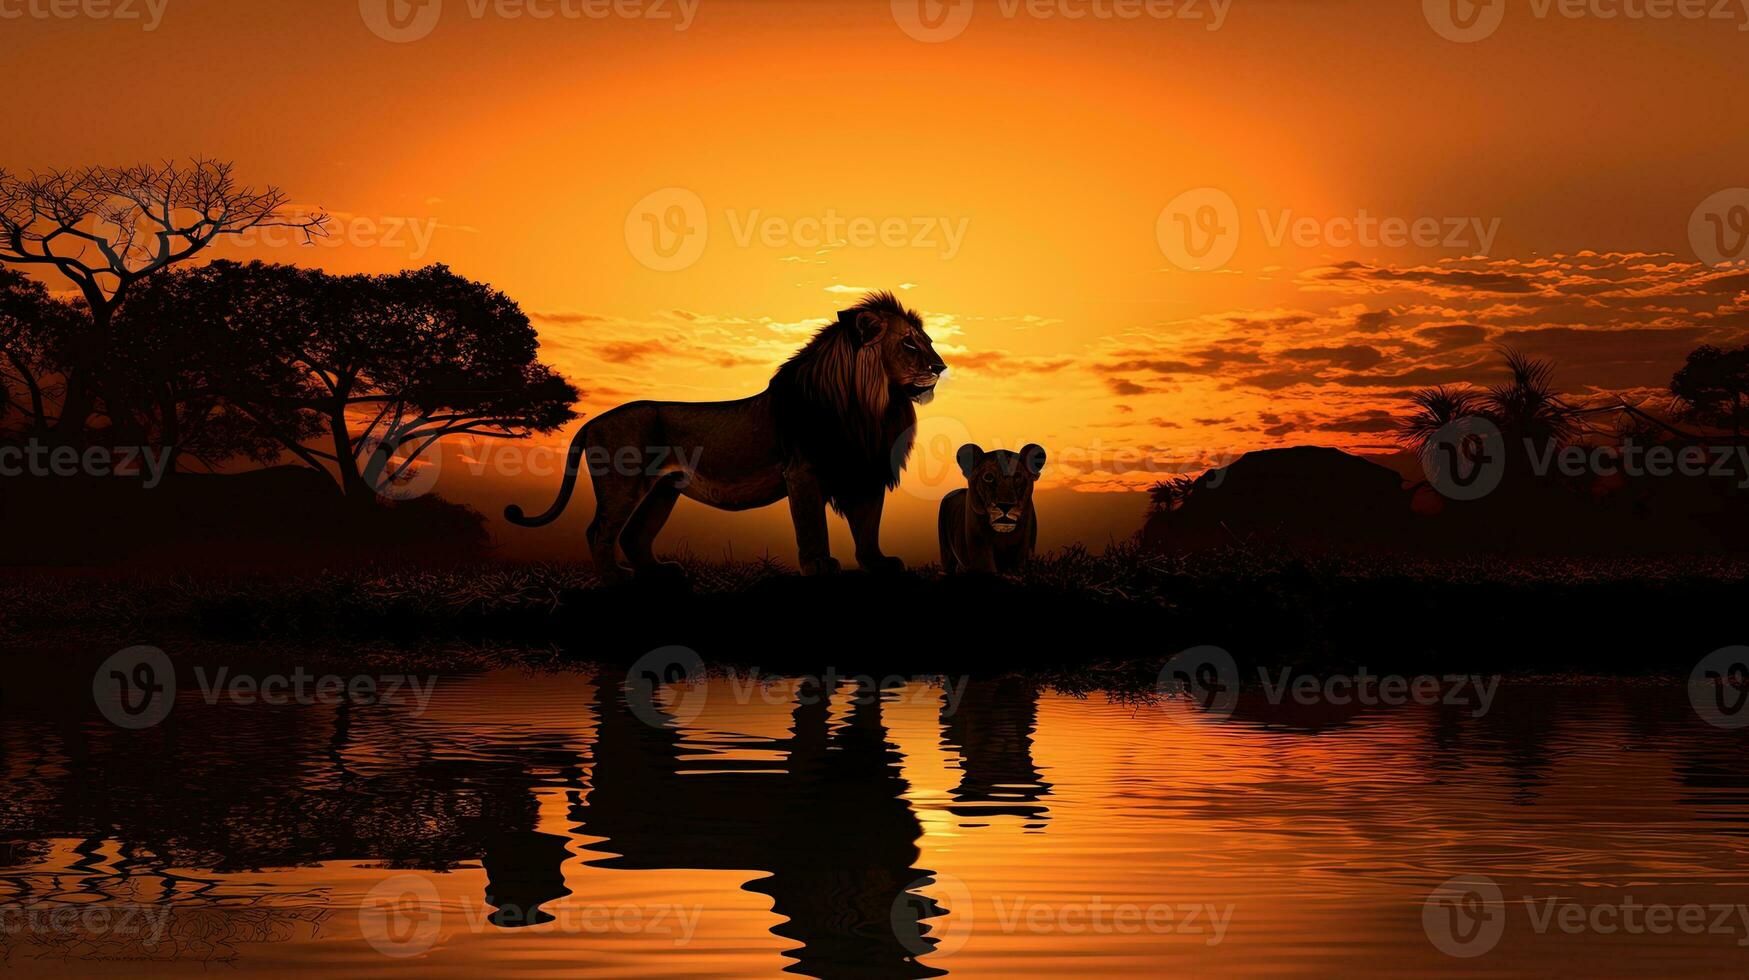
(586, 513), (632, 585)
(586, 470), (643, 586)
(620, 471), (686, 581)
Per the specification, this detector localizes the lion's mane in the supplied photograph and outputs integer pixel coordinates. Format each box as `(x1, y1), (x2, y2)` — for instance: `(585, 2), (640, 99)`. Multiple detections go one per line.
(769, 291), (923, 512)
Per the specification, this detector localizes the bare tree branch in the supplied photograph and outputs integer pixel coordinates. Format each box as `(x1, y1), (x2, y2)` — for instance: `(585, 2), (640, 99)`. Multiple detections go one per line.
(0, 160), (328, 309)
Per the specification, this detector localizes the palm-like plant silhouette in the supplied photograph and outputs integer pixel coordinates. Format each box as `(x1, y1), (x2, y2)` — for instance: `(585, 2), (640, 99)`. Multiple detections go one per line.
(1397, 348), (1583, 455)
(1397, 385), (1487, 454)
(1484, 348), (1583, 449)
(1147, 475), (1197, 513)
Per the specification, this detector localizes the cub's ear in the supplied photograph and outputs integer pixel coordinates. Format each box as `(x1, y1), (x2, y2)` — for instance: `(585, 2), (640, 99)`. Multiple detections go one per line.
(1021, 443), (1047, 479)
(839, 309), (884, 345)
(957, 444), (984, 477)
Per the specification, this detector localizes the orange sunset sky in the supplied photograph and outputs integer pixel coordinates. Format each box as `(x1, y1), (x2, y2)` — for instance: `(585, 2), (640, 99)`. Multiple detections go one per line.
(7, 0), (1749, 559)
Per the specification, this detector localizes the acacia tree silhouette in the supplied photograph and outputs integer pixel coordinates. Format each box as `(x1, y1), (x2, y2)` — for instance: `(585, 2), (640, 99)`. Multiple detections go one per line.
(339, 265), (580, 502)
(1671, 344), (1749, 442)
(0, 161), (326, 443)
(0, 267), (80, 436)
(110, 261), (321, 473)
(121, 260), (580, 501)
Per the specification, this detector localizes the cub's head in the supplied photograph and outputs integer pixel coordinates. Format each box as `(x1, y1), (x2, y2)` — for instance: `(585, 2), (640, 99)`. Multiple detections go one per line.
(840, 292), (947, 402)
(956, 443), (1046, 534)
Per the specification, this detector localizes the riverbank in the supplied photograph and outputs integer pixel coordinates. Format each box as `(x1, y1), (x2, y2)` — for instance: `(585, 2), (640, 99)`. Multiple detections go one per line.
(4, 544), (1743, 677)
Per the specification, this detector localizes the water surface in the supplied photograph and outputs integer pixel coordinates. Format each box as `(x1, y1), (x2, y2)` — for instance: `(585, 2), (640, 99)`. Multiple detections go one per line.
(2, 655), (1746, 976)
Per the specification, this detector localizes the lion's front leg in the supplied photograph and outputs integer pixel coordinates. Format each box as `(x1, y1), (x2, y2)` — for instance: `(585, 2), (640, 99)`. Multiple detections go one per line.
(783, 460), (839, 576)
(963, 542), (1000, 575)
(845, 495), (904, 574)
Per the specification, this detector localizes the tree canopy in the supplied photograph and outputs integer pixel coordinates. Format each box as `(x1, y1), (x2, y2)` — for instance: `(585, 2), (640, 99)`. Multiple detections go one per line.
(101, 260), (580, 499)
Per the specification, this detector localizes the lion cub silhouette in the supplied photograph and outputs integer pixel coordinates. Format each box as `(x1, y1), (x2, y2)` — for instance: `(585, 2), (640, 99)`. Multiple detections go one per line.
(939, 443), (1045, 574)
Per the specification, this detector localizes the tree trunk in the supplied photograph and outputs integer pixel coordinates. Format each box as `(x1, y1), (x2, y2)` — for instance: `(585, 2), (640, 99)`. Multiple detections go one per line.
(157, 387), (180, 477)
(6, 350), (49, 433)
(51, 362), (97, 444)
(327, 398), (377, 505)
(49, 301), (112, 445)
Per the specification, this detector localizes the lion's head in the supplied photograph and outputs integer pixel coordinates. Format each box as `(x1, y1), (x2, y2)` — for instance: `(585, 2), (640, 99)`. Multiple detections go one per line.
(834, 292), (948, 403)
(769, 292), (947, 507)
(957, 443), (1046, 533)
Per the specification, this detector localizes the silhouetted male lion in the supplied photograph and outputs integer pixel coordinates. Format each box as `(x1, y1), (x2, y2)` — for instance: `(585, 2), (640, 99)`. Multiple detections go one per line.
(506, 292), (947, 582)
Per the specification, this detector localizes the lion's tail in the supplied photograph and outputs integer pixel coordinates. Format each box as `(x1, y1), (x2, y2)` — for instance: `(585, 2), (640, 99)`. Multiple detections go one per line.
(505, 422), (591, 527)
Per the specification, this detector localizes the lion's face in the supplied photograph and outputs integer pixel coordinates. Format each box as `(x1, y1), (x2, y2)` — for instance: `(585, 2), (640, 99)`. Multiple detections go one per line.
(854, 309), (947, 401)
(957, 443), (1046, 533)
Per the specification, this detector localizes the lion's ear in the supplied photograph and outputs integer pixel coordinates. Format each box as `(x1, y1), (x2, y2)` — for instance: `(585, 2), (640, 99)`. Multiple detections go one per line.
(851, 311), (885, 345)
(957, 444), (983, 477)
(1021, 443), (1047, 479)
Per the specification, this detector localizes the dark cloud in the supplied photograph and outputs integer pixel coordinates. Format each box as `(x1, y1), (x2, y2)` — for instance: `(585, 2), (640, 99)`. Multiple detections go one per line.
(1412, 323), (1488, 350)
(1304, 261), (1542, 295)
(1312, 410), (1399, 434)
(1096, 358), (1200, 375)
(953, 350), (1076, 373)
(533, 310), (610, 325)
(1351, 308), (1398, 332)
(597, 340), (666, 363)
(1278, 344), (1385, 369)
